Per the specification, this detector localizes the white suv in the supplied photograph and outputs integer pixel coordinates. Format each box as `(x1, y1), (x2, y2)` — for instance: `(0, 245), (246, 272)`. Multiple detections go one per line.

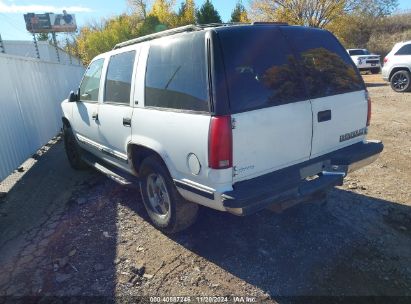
(347, 49), (381, 74)
(61, 24), (383, 233)
(382, 41), (411, 92)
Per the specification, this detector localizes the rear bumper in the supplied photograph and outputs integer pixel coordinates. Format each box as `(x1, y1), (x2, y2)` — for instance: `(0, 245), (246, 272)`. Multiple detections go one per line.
(222, 140), (383, 216)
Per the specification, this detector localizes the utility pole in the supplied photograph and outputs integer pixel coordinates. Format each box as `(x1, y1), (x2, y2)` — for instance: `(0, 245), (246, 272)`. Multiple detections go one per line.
(52, 32), (60, 63)
(0, 34), (5, 53)
(66, 37), (72, 65)
(32, 33), (40, 59)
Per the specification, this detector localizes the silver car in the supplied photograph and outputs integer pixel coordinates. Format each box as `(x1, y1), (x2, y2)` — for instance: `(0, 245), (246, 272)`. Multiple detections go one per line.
(382, 41), (411, 92)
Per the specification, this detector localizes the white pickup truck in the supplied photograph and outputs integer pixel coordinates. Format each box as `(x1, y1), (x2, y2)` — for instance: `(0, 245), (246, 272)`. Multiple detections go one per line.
(61, 24), (383, 233)
(347, 48), (381, 74)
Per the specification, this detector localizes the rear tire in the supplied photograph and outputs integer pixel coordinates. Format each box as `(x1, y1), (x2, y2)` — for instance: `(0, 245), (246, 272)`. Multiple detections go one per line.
(139, 156), (198, 233)
(63, 125), (87, 170)
(390, 70), (411, 92)
(371, 68), (380, 74)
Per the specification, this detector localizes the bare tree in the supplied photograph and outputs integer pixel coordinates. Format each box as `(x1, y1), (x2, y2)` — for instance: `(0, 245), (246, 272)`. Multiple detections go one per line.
(127, 0), (150, 20)
(250, 0), (396, 28)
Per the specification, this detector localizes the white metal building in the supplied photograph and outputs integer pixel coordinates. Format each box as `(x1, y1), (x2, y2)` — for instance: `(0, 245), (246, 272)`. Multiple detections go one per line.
(1, 40), (82, 66)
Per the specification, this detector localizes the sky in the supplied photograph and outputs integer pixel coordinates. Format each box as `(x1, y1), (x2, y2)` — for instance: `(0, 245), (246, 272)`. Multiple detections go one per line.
(0, 0), (411, 41)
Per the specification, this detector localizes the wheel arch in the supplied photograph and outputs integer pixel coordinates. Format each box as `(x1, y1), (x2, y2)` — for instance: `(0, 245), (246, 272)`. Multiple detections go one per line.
(389, 67), (411, 80)
(62, 117), (71, 128)
(127, 142), (176, 178)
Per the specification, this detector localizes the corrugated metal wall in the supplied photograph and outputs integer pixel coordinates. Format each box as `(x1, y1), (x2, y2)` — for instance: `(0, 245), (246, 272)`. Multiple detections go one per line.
(0, 53), (84, 181)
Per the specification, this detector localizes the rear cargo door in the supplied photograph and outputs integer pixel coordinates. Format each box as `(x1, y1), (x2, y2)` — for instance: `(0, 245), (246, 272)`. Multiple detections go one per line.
(281, 27), (368, 158)
(216, 27), (313, 183)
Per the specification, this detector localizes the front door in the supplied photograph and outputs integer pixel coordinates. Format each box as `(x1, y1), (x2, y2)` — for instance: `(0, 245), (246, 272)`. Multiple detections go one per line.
(72, 58), (104, 154)
(97, 49), (138, 171)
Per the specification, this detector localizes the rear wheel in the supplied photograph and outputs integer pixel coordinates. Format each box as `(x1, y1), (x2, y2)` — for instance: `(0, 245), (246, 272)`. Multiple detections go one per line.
(63, 125), (87, 170)
(139, 156), (198, 233)
(371, 68), (380, 74)
(390, 70), (411, 92)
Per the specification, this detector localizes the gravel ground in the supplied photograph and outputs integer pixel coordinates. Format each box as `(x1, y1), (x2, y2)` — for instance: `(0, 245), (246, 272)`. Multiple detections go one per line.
(0, 75), (410, 302)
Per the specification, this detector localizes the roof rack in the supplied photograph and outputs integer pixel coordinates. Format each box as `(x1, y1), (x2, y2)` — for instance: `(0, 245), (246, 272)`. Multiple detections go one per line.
(114, 24), (203, 49)
(113, 22), (287, 50)
(113, 23), (251, 49)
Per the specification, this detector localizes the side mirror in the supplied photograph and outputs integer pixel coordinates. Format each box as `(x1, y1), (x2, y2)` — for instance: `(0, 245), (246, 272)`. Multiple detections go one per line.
(68, 90), (79, 102)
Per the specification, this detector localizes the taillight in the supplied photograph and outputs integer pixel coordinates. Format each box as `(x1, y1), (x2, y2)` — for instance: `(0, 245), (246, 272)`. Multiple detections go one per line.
(208, 116), (233, 169)
(366, 91), (372, 127)
(383, 57), (388, 63)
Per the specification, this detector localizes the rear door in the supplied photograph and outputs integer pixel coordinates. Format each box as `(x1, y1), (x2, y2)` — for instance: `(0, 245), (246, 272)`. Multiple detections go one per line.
(282, 27), (368, 158)
(216, 27), (313, 183)
(97, 49), (138, 170)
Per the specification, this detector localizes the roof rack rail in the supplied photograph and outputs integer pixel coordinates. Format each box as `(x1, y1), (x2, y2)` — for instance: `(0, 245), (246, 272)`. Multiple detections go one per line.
(252, 22), (289, 25)
(114, 24), (203, 49)
(113, 23), (251, 50)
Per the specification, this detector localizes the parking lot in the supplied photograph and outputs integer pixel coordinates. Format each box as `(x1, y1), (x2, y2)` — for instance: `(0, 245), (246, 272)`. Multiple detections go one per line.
(0, 75), (410, 300)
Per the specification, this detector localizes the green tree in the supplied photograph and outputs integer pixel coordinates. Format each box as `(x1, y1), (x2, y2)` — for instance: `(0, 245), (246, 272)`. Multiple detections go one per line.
(230, 0), (250, 23)
(36, 32), (49, 41)
(196, 0), (222, 24)
(149, 0), (178, 27)
(178, 0), (197, 25)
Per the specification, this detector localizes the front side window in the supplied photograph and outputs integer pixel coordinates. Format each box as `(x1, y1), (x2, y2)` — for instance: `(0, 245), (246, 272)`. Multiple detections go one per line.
(145, 32), (209, 112)
(395, 44), (411, 55)
(104, 51), (136, 104)
(217, 26), (306, 113)
(282, 27), (365, 99)
(80, 59), (104, 102)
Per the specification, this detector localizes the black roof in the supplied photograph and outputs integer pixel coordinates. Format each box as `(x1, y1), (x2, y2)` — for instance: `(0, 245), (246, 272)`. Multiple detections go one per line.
(113, 22), (289, 50)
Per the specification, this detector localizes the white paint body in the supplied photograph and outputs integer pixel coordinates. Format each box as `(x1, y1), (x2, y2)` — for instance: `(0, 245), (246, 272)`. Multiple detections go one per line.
(382, 41), (411, 81)
(347, 49), (381, 71)
(62, 39), (368, 212)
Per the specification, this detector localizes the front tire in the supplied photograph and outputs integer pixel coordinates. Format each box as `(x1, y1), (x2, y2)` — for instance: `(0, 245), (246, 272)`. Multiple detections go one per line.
(139, 156), (198, 234)
(390, 70), (411, 92)
(63, 125), (87, 170)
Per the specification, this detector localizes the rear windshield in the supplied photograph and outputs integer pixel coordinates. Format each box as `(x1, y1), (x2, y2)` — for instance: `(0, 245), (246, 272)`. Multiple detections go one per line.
(216, 26), (364, 113)
(348, 49), (369, 56)
(282, 27), (365, 100)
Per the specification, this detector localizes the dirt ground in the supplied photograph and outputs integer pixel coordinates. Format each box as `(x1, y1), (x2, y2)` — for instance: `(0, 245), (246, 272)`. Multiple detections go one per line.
(0, 74), (410, 302)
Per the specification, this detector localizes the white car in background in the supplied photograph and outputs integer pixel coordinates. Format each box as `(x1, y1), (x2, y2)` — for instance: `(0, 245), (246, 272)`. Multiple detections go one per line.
(347, 49), (381, 74)
(382, 40), (411, 92)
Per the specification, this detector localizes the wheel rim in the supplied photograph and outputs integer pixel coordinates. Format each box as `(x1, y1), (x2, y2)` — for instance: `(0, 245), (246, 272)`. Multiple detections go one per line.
(146, 173), (170, 217)
(392, 73), (409, 91)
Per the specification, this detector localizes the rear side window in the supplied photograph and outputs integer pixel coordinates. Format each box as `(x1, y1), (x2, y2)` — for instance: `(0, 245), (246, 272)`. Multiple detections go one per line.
(395, 44), (411, 55)
(217, 27), (306, 113)
(80, 59), (104, 102)
(282, 27), (364, 99)
(105, 51), (136, 104)
(145, 32), (209, 112)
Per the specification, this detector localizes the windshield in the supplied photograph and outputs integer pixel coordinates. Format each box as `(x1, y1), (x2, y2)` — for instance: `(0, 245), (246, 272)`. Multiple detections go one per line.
(348, 49), (370, 56)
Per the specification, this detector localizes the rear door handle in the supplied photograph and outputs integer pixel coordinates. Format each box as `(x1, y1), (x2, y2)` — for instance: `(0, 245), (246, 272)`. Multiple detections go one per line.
(123, 117), (131, 127)
(91, 112), (98, 120)
(318, 110), (331, 122)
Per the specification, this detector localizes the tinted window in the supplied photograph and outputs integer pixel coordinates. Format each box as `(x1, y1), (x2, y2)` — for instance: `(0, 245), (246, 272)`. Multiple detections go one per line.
(105, 51), (135, 104)
(217, 27), (306, 113)
(80, 59), (104, 102)
(282, 27), (365, 99)
(145, 32), (209, 112)
(395, 44), (411, 55)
